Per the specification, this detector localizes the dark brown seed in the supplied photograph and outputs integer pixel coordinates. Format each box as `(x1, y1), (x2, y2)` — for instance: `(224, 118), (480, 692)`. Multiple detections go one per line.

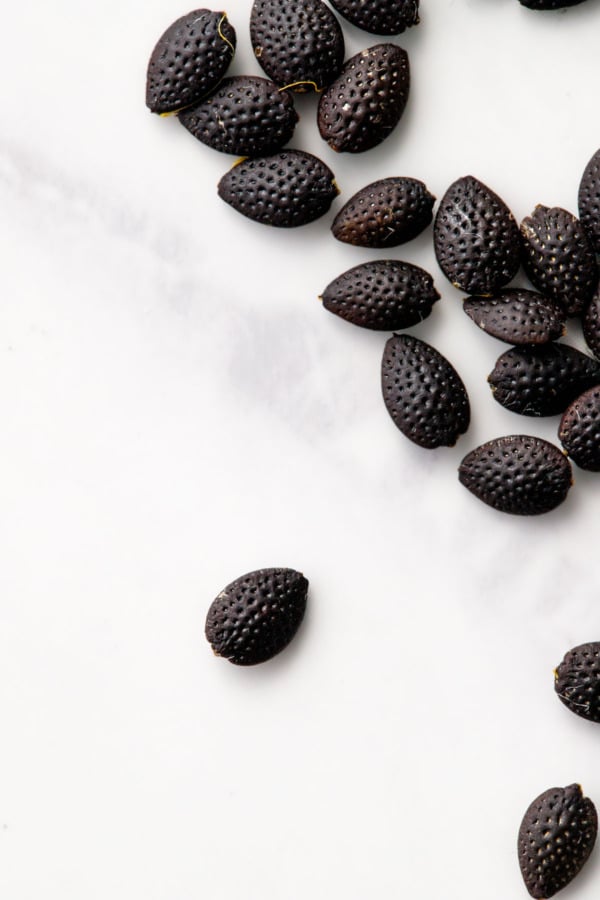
(578, 148), (600, 254)
(488, 343), (600, 416)
(317, 44), (410, 153)
(146, 9), (236, 115)
(321, 260), (439, 331)
(559, 385), (600, 470)
(249, 0), (345, 91)
(433, 176), (520, 295)
(328, 0), (419, 35)
(331, 177), (435, 248)
(381, 334), (470, 448)
(555, 643), (600, 723)
(217, 149), (339, 227)
(519, 0), (588, 8)
(463, 290), (566, 345)
(520, 205), (598, 316)
(518, 784), (597, 898)
(459, 435), (572, 515)
(583, 284), (600, 359)
(178, 76), (297, 156)
(205, 567), (308, 665)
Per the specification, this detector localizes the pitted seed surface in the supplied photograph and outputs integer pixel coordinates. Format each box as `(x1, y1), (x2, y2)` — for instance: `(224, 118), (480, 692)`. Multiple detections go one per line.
(555, 643), (600, 722)
(559, 386), (600, 471)
(217, 149), (338, 227)
(488, 344), (600, 416)
(329, 0), (419, 35)
(458, 435), (572, 515)
(321, 260), (440, 330)
(579, 147), (600, 253)
(250, 0), (345, 90)
(146, 9), (236, 114)
(433, 175), (520, 295)
(178, 76), (297, 155)
(205, 567), (308, 665)
(331, 177), (435, 248)
(518, 784), (598, 898)
(317, 44), (410, 153)
(463, 290), (566, 345)
(381, 334), (470, 448)
(583, 284), (600, 359)
(520, 205), (598, 316)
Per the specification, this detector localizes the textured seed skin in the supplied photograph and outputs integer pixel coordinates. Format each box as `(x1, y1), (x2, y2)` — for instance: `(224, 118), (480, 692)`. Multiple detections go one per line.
(520, 206), (598, 316)
(519, 0), (588, 8)
(381, 334), (470, 448)
(463, 290), (566, 345)
(250, 0), (345, 91)
(579, 148), (600, 254)
(459, 435), (572, 515)
(217, 149), (338, 227)
(329, 0), (419, 35)
(488, 344), (600, 417)
(205, 567), (308, 665)
(559, 386), (600, 471)
(178, 76), (298, 155)
(433, 176), (520, 295)
(556, 644), (600, 722)
(321, 261), (440, 331)
(518, 785), (597, 898)
(146, 9), (236, 114)
(331, 177), (435, 248)
(317, 44), (410, 153)
(583, 286), (600, 359)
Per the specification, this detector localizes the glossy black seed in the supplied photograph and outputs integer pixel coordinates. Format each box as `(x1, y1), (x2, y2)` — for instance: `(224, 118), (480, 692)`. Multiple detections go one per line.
(555, 643), (600, 723)
(463, 290), (566, 345)
(579, 148), (600, 254)
(518, 784), (597, 898)
(519, 0), (588, 8)
(321, 260), (440, 330)
(146, 9), (236, 114)
(178, 76), (297, 155)
(583, 285), (600, 358)
(329, 0), (419, 35)
(331, 177), (435, 248)
(488, 344), (600, 416)
(559, 385), (600, 471)
(459, 435), (572, 515)
(205, 567), (308, 665)
(381, 334), (470, 448)
(250, 0), (344, 91)
(217, 149), (339, 227)
(520, 205), (598, 316)
(433, 176), (520, 295)
(317, 44), (410, 153)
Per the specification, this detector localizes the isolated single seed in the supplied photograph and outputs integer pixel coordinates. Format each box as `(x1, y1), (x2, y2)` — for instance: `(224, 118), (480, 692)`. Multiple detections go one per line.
(555, 643), (600, 723)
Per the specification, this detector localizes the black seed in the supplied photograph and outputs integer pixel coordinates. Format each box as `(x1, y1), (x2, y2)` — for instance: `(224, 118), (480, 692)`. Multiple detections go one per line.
(459, 435), (572, 515)
(518, 784), (597, 898)
(488, 343), (600, 416)
(520, 205), (598, 316)
(321, 260), (439, 331)
(317, 44), (410, 153)
(217, 149), (339, 227)
(583, 285), (600, 359)
(146, 9), (236, 114)
(381, 334), (470, 448)
(331, 177), (435, 248)
(433, 176), (520, 295)
(463, 290), (566, 345)
(556, 643), (600, 722)
(328, 0), (419, 35)
(249, 0), (344, 91)
(519, 0), (588, 8)
(559, 385), (600, 470)
(205, 567), (308, 665)
(579, 147), (600, 254)
(178, 76), (298, 156)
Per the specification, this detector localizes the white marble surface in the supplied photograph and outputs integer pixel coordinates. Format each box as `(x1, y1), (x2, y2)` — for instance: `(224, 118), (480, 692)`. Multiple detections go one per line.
(3, 0), (600, 896)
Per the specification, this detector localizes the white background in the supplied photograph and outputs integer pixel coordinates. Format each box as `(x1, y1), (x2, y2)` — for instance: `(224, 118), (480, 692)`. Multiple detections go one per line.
(3, 0), (600, 896)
